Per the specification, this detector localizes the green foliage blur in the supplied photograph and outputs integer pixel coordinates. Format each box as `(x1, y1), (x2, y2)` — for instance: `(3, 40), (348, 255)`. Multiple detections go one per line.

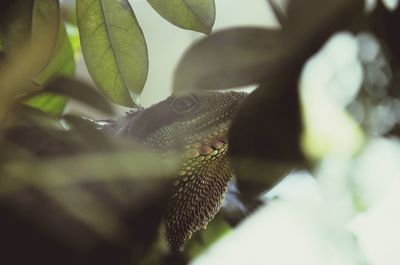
(0, 0), (400, 265)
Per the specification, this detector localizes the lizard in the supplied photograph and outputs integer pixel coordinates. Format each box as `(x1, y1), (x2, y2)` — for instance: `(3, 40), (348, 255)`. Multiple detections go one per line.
(98, 90), (248, 251)
(2, 90), (249, 254)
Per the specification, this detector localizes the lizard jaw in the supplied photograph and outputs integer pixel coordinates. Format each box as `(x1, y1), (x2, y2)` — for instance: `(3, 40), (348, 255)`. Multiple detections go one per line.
(166, 129), (232, 251)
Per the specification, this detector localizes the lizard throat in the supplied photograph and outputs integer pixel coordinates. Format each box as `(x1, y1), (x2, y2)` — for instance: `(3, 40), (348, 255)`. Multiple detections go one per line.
(166, 125), (232, 251)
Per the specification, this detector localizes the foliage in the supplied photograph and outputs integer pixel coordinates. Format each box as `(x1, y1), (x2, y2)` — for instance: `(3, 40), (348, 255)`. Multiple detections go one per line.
(75, 0), (215, 107)
(0, 0), (400, 265)
(147, 0), (215, 34)
(76, 0), (148, 107)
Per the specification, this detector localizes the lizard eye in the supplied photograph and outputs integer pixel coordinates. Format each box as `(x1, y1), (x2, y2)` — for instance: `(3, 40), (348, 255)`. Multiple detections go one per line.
(170, 96), (198, 114)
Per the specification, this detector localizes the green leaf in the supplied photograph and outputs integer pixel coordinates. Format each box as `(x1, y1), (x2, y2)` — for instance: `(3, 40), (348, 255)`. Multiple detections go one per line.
(76, 0), (148, 107)
(173, 28), (285, 93)
(35, 21), (76, 85)
(25, 92), (67, 117)
(147, 0), (215, 34)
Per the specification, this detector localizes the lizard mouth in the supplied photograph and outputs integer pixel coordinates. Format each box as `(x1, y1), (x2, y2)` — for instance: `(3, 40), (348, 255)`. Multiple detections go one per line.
(182, 122), (230, 160)
(183, 134), (228, 159)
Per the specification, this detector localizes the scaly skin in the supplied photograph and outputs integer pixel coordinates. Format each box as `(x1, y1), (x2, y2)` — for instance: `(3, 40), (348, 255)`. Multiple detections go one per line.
(103, 91), (247, 251)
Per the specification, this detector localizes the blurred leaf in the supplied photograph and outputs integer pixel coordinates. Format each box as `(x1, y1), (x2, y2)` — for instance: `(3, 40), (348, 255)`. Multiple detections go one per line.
(31, 0), (60, 69)
(0, 43), (3, 61)
(0, 44), (44, 123)
(0, 1), (61, 123)
(35, 21), (76, 85)
(1, 151), (179, 195)
(43, 76), (114, 115)
(0, 0), (13, 17)
(11, 105), (64, 129)
(0, 0), (35, 57)
(25, 92), (67, 117)
(2, 126), (85, 159)
(174, 0), (364, 199)
(147, 0), (215, 34)
(0, 0), (60, 69)
(0, 0), (61, 92)
(173, 0), (364, 93)
(0, 146), (178, 264)
(24, 20), (75, 118)
(229, 76), (307, 200)
(0, 142), (38, 173)
(63, 115), (114, 150)
(76, 0), (148, 107)
(0, 126), (180, 264)
(0, 38), (4, 60)
(371, 2), (400, 68)
(173, 28), (285, 93)
(285, 0), (364, 57)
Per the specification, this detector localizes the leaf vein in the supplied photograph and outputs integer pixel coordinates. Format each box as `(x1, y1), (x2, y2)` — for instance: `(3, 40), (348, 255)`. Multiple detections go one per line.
(80, 0), (97, 19)
(87, 22), (105, 43)
(99, 0), (131, 91)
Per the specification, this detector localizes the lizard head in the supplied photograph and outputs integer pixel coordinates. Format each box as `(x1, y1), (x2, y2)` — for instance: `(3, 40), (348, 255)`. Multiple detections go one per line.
(117, 91), (246, 152)
(116, 91), (247, 251)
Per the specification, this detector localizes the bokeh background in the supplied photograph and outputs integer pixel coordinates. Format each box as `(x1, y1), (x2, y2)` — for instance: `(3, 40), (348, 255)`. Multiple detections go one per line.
(1, 1), (400, 265)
